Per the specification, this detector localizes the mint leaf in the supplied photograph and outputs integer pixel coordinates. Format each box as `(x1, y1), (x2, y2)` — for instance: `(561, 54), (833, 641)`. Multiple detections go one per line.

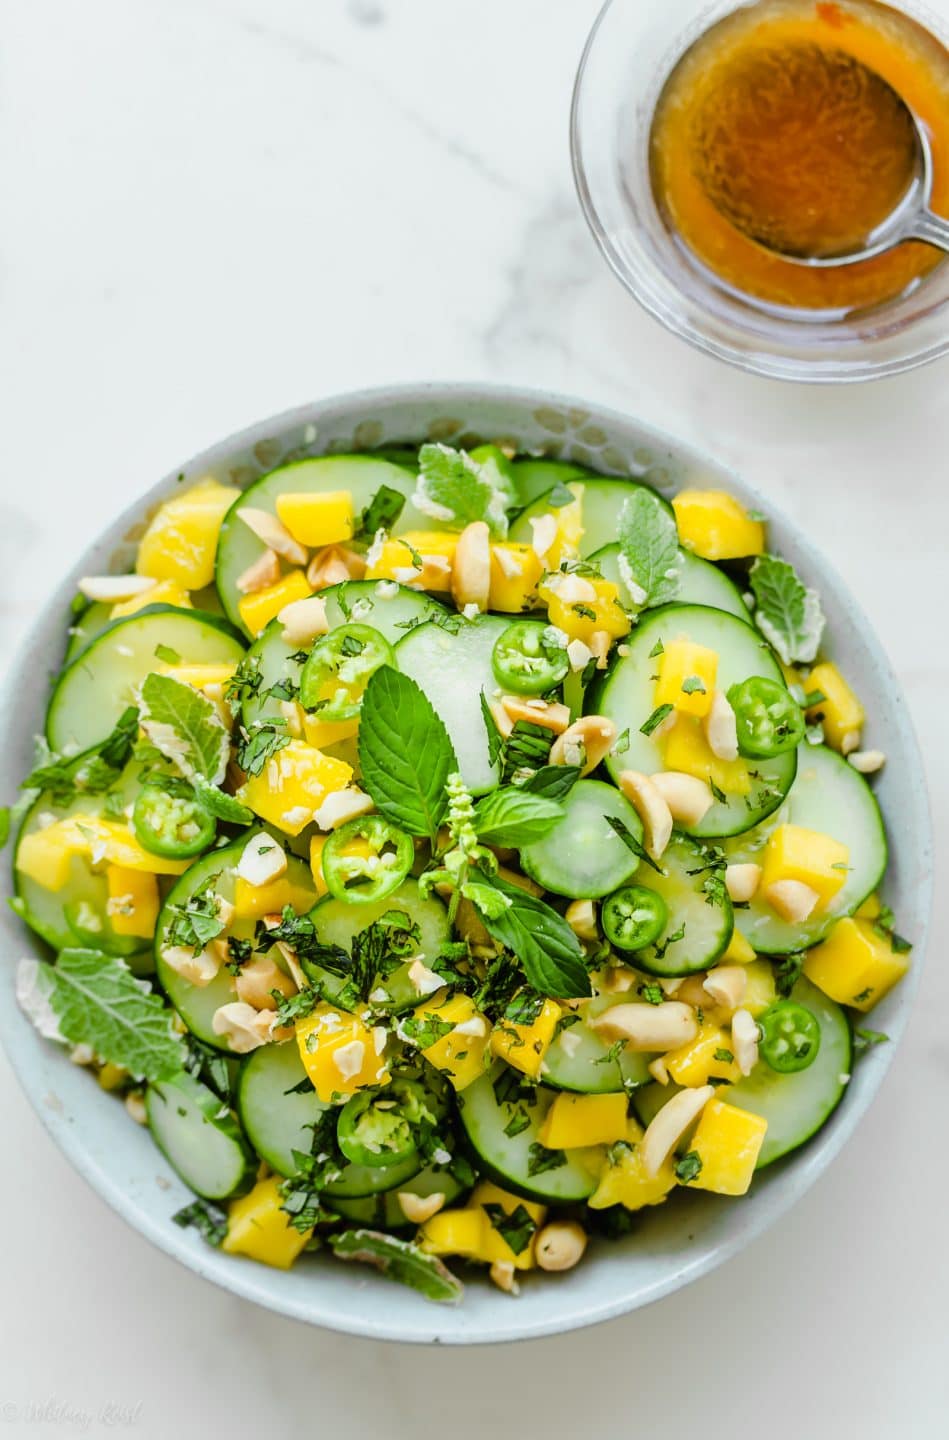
(355, 484), (406, 540)
(461, 879), (513, 920)
(139, 673), (229, 785)
(617, 491), (679, 608)
(519, 765), (581, 801)
(236, 718), (290, 777)
(475, 871), (591, 1000)
(17, 951), (183, 1081)
(193, 778), (254, 825)
(330, 1229), (464, 1304)
(413, 443), (509, 539)
(472, 787), (564, 847)
(358, 666), (457, 844)
(173, 1199), (228, 1247)
(749, 555), (825, 665)
(23, 706), (140, 805)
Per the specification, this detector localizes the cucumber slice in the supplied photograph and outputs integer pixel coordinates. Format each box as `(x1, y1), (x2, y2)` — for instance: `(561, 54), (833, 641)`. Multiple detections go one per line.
(155, 837), (317, 1051)
(626, 833), (734, 977)
(593, 604), (797, 838)
(239, 582), (445, 731)
(331, 1163), (469, 1228)
(509, 477), (671, 558)
(394, 614), (509, 795)
(47, 607), (246, 753)
(591, 543), (752, 622)
(541, 994), (654, 1093)
(64, 600), (113, 664)
(305, 880), (451, 1013)
(511, 460), (592, 510)
(237, 1040), (329, 1175)
(725, 744), (887, 954)
(633, 978), (851, 1169)
(215, 456), (446, 633)
(520, 779), (643, 899)
(146, 1071), (256, 1199)
(457, 1065), (602, 1203)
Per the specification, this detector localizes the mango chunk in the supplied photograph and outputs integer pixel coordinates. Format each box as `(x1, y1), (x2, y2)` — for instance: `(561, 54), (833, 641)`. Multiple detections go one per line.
(805, 662), (865, 752)
(672, 490), (765, 561)
(539, 573), (629, 642)
(295, 1003), (389, 1103)
(236, 739), (353, 836)
(665, 1024), (741, 1086)
(17, 817), (188, 887)
(471, 1181), (545, 1270)
(490, 997), (562, 1079)
(16, 826), (84, 891)
(722, 928), (756, 965)
(366, 532), (457, 593)
(662, 715), (751, 794)
(742, 959), (777, 1017)
(587, 1119), (677, 1211)
(688, 1096), (768, 1195)
(275, 490), (354, 548)
(419, 1207), (489, 1262)
(111, 579), (193, 618)
(654, 640), (718, 719)
(303, 713), (360, 750)
(538, 1092), (629, 1149)
(413, 991), (490, 1091)
(232, 872), (316, 920)
(238, 570), (312, 636)
(137, 478), (239, 590)
(489, 544), (545, 614)
(760, 824), (849, 911)
(532, 486), (584, 568)
(804, 916), (909, 1011)
(161, 662), (237, 696)
(105, 865), (159, 938)
(223, 1176), (311, 1269)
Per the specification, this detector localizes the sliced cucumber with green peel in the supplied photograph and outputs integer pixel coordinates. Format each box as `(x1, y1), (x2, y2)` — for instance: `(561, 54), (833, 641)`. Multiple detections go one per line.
(215, 456), (448, 633)
(520, 778), (643, 899)
(628, 834), (734, 977)
(510, 459), (592, 510)
(593, 604), (797, 839)
(238, 1041), (328, 1175)
(147, 1071), (256, 1199)
(725, 744), (887, 954)
(457, 1066), (602, 1203)
(541, 995), (654, 1093)
(509, 477), (671, 558)
(331, 1164), (470, 1227)
(155, 837), (316, 1051)
(304, 880), (451, 1013)
(240, 582), (445, 731)
(591, 543), (751, 622)
(633, 978), (851, 1169)
(64, 600), (113, 664)
(394, 614), (509, 794)
(47, 607), (246, 753)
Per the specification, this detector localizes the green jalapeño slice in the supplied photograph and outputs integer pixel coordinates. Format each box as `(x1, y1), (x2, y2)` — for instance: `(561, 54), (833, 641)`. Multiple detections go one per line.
(299, 624), (395, 720)
(492, 620), (570, 697)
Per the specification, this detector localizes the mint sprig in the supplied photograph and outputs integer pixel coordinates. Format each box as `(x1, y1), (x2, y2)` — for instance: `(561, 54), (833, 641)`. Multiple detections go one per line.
(472, 786), (564, 847)
(749, 554), (825, 665)
(358, 666), (457, 844)
(413, 444), (510, 539)
(139, 673), (229, 786)
(474, 871), (591, 1000)
(618, 490), (680, 608)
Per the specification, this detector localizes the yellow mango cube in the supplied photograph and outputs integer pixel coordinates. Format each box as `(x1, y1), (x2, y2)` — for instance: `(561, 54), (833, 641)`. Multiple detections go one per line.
(587, 1120), (677, 1211)
(419, 1207), (488, 1261)
(236, 739), (353, 835)
(105, 865), (159, 938)
(760, 824), (849, 911)
(222, 1176), (312, 1269)
(162, 663), (237, 696)
(471, 1181), (546, 1270)
(19, 819), (188, 888)
(540, 574), (630, 642)
(303, 713), (360, 750)
(366, 532), (457, 593)
(137, 478), (239, 590)
(672, 489), (765, 561)
(275, 490), (354, 547)
(741, 959), (777, 1017)
(805, 662), (865, 752)
(232, 872), (316, 920)
(16, 827), (85, 891)
(111, 579), (193, 618)
(415, 991), (490, 1091)
(538, 1092), (629, 1149)
(722, 928), (756, 965)
(665, 1024), (741, 1086)
(541, 485), (585, 568)
(663, 716), (751, 795)
(489, 544), (545, 613)
(490, 997), (562, 1080)
(308, 834), (330, 899)
(688, 1096), (768, 1195)
(238, 570), (312, 636)
(804, 916), (909, 1011)
(655, 640), (719, 718)
(295, 1003), (389, 1104)
(855, 892), (882, 921)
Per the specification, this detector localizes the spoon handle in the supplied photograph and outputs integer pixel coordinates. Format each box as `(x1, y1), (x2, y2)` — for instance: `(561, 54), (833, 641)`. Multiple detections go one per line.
(906, 208), (949, 255)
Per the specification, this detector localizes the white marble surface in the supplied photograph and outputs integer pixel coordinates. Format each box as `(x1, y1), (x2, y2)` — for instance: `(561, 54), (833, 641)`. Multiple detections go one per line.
(1, 0), (947, 1435)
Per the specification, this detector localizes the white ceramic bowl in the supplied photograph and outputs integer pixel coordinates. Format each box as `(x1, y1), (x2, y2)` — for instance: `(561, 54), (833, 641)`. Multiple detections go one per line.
(0, 385), (932, 1343)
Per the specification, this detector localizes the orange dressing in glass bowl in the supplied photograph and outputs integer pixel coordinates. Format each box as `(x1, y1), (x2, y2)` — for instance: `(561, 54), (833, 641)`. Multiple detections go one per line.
(649, 0), (949, 313)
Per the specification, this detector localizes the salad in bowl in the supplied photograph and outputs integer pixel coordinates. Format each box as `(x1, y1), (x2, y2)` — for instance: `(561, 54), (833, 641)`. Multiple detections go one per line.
(6, 426), (914, 1309)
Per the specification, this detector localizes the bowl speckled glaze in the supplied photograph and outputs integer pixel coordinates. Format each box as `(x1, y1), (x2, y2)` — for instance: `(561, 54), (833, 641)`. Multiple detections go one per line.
(0, 385), (932, 1343)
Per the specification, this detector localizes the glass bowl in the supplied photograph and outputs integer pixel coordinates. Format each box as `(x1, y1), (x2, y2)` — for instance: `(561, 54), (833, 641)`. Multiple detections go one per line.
(571, 0), (949, 382)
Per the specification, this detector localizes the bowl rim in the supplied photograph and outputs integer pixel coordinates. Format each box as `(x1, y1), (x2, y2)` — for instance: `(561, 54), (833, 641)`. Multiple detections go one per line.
(570, 0), (949, 384)
(0, 381), (934, 1343)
